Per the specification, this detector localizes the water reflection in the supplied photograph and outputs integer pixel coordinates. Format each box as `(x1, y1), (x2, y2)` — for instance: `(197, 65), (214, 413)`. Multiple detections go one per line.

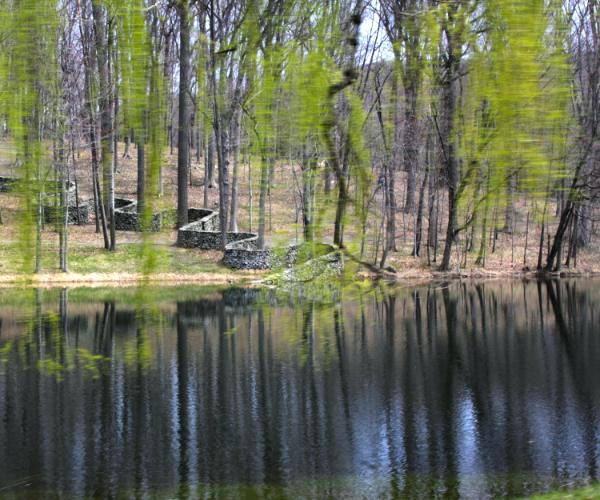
(0, 281), (599, 498)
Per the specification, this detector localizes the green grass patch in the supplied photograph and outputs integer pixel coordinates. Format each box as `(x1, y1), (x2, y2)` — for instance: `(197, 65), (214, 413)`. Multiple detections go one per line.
(0, 240), (227, 276)
(524, 485), (600, 499)
(66, 242), (225, 275)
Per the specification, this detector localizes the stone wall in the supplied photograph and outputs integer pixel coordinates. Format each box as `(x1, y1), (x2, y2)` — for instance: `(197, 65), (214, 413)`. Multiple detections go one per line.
(45, 202), (90, 225)
(1, 176), (89, 224)
(113, 198), (173, 232)
(177, 229), (257, 251)
(177, 206), (341, 271)
(223, 248), (273, 270)
(0, 176), (16, 192)
(187, 208), (218, 229)
(177, 206), (276, 269)
(223, 234), (274, 269)
(1, 176), (76, 201)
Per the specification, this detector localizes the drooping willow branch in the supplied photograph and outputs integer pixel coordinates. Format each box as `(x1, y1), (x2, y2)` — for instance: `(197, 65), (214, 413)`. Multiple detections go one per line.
(321, 2), (364, 248)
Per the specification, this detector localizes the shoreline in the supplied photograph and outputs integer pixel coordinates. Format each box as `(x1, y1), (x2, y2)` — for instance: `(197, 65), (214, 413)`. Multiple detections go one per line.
(0, 271), (263, 289)
(1, 267), (599, 289)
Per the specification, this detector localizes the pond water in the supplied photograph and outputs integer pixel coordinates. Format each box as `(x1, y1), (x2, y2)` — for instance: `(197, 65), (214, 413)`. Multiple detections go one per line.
(0, 281), (599, 498)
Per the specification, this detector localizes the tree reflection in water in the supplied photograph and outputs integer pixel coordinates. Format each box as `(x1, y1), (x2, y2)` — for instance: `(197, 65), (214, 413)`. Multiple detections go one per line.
(0, 281), (599, 498)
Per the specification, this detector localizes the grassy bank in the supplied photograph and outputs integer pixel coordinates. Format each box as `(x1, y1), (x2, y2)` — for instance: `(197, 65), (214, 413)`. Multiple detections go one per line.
(526, 485), (600, 499)
(2, 236), (600, 289)
(0, 239), (264, 287)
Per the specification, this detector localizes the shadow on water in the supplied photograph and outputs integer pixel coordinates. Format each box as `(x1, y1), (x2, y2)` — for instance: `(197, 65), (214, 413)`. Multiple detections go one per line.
(0, 280), (599, 498)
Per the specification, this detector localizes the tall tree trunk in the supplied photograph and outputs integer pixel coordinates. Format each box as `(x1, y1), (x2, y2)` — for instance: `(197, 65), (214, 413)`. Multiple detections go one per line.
(324, 168), (331, 195)
(112, 35), (119, 176)
(208, 0), (229, 249)
(258, 154), (268, 249)
(123, 132), (131, 158)
(403, 86), (418, 213)
(323, 3), (363, 248)
(439, 156), (458, 270)
(385, 162), (397, 253)
(427, 167), (437, 253)
(333, 170), (348, 247)
(504, 173), (515, 233)
(229, 111), (241, 232)
(301, 150), (317, 242)
(412, 167), (428, 256)
(176, 0), (190, 228)
(439, 42), (460, 271)
(545, 201), (574, 272)
(577, 202), (592, 248)
(58, 123), (68, 273)
(137, 141), (145, 220)
(196, 124), (201, 163)
(207, 130), (215, 187)
(33, 106), (43, 274)
(92, 0), (115, 250)
(77, 7), (107, 245)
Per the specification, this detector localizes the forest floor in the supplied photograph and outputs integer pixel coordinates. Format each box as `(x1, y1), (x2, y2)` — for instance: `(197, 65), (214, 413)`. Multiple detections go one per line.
(2, 140), (600, 287)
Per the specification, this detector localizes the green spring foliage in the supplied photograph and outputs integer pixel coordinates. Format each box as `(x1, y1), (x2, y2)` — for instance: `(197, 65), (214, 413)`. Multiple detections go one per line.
(0, 0), (583, 279)
(447, 0), (571, 223)
(0, 0), (59, 272)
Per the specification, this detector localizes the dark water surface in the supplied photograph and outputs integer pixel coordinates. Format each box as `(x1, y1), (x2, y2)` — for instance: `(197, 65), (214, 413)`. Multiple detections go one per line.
(0, 281), (599, 499)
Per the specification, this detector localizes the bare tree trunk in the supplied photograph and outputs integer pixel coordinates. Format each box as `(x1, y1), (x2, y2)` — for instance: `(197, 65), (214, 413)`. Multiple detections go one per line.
(81, 5), (108, 246)
(207, 130), (215, 187)
(301, 150), (317, 242)
(258, 155), (268, 249)
(137, 141), (145, 220)
(324, 168), (331, 195)
(208, 0), (229, 249)
(112, 37), (119, 176)
(537, 214), (546, 270)
(439, 57), (459, 270)
(247, 150), (253, 232)
(385, 161), (397, 253)
(36, 189), (42, 273)
(440, 175), (458, 271)
(203, 129), (214, 207)
(229, 111), (241, 232)
(374, 71), (396, 256)
(92, 134), (101, 233)
(196, 124), (201, 164)
(123, 132), (131, 158)
(57, 113), (68, 273)
(546, 202), (573, 272)
(176, 0), (190, 228)
(577, 202), (592, 248)
(323, 3), (363, 248)
(203, 132), (208, 208)
(412, 167), (428, 256)
(403, 89), (418, 213)
(427, 167), (437, 257)
(384, 73), (399, 245)
(504, 173), (515, 233)
(92, 0), (115, 250)
(333, 168), (349, 247)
